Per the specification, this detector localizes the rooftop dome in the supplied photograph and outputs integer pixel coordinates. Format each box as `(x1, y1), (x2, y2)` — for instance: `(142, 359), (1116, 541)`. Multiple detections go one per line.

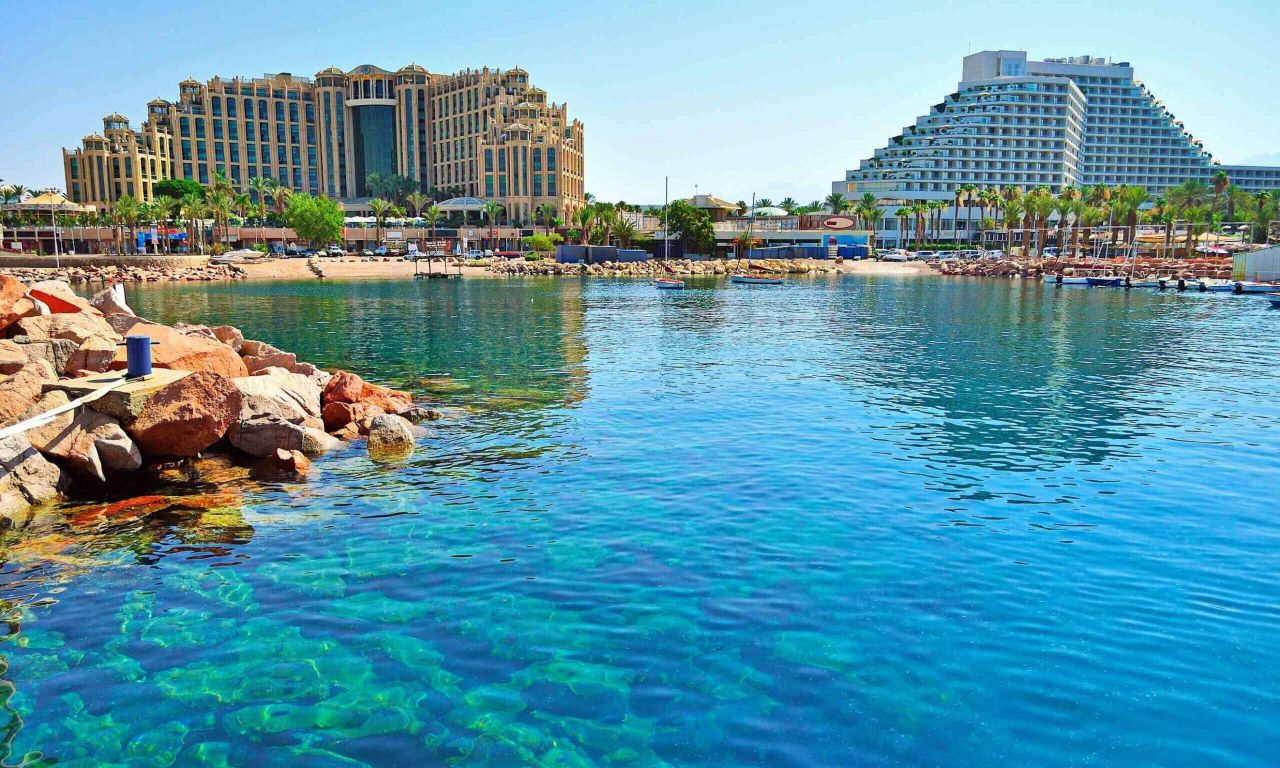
(398, 63), (427, 73)
(316, 65), (345, 76)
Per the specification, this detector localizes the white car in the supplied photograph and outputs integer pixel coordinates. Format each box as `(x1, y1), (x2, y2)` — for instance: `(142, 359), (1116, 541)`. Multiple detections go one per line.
(879, 249), (912, 262)
(1042, 247), (1060, 258)
(464, 249), (485, 259)
(983, 249), (1006, 260)
(915, 250), (937, 260)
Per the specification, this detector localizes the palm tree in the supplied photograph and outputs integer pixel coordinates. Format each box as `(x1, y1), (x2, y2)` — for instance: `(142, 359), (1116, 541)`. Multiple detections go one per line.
(405, 191), (430, 218)
(1112, 185), (1149, 250)
(1026, 191), (1056, 258)
(893, 208), (910, 249)
(596, 204), (618, 245)
(535, 202), (557, 235)
(736, 200), (749, 217)
(824, 193), (848, 214)
(756, 198), (774, 209)
(152, 195), (178, 253)
(368, 198), (396, 248)
(1001, 195), (1024, 255)
(909, 202), (928, 246)
(956, 183), (977, 243)
(573, 205), (594, 246)
(113, 196), (141, 254)
(481, 200), (504, 251)
(859, 202), (883, 252)
(1208, 170), (1230, 243)
(1167, 180), (1209, 257)
(779, 197), (798, 215)
(419, 204), (444, 272)
(1054, 187), (1078, 256)
(1078, 205), (1105, 258)
(614, 219), (637, 248)
(264, 177), (291, 219)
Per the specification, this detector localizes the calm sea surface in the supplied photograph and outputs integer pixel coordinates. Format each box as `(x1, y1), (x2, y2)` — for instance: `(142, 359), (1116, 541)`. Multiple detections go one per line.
(3, 275), (1279, 766)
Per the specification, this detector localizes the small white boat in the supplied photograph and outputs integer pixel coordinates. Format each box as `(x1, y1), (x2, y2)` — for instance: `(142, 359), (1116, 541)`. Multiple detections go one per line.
(654, 278), (685, 290)
(1059, 276), (1090, 285)
(1042, 273), (1060, 284)
(1200, 279), (1236, 293)
(1128, 278), (1164, 288)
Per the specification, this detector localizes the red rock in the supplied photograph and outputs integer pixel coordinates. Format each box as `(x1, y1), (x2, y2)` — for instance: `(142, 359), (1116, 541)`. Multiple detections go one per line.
(28, 288), (101, 316)
(0, 360), (57, 428)
(0, 275), (31, 333)
(65, 335), (119, 376)
(321, 400), (382, 432)
(109, 320), (248, 378)
(251, 448), (310, 481)
(359, 382), (413, 414)
(211, 325), (244, 352)
(69, 495), (170, 529)
(13, 313), (119, 345)
(125, 371), (242, 457)
(322, 370), (365, 404)
(0, 340), (27, 375)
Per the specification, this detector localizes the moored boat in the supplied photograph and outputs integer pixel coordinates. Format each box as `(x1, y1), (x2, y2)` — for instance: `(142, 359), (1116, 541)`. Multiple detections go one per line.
(1200, 278), (1236, 293)
(1042, 273), (1060, 284)
(1235, 281), (1280, 294)
(654, 278), (686, 290)
(1085, 276), (1124, 287)
(1059, 276), (1090, 285)
(1267, 293), (1280, 308)
(730, 274), (784, 285)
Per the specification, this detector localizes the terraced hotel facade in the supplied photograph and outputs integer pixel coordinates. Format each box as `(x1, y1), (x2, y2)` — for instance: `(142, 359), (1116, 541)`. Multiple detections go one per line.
(835, 50), (1280, 205)
(61, 65), (585, 222)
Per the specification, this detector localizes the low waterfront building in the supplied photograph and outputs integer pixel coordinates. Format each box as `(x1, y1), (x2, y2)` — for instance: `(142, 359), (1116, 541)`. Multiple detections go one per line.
(61, 65), (585, 224)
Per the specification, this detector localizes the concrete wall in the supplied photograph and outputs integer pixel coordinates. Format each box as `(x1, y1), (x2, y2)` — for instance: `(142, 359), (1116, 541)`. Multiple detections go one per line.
(1233, 246), (1280, 281)
(0, 254), (210, 269)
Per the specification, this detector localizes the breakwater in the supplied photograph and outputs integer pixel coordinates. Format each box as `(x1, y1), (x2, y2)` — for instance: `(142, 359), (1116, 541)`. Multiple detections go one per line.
(0, 274), (437, 528)
(490, 257), (842, 277)
(936, 256), (1234, 279)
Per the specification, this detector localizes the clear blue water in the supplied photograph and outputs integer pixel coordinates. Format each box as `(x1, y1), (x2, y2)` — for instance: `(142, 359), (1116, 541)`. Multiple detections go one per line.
(3, 276), (1279, 766)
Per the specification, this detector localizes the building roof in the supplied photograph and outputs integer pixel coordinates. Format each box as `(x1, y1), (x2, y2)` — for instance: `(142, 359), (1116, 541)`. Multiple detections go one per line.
(687, 194), (738, 211)
(398, 63), (427, 73)
(316, 65), (345, 77)
(436, 196), (489, 212)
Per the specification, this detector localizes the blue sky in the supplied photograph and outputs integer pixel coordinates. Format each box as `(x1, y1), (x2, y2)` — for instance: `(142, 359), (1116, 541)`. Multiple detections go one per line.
(1, 0), (1276, 204)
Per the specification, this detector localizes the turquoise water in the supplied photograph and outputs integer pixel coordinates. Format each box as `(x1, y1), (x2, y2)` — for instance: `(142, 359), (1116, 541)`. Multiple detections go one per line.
(4, 276), (1280, 766)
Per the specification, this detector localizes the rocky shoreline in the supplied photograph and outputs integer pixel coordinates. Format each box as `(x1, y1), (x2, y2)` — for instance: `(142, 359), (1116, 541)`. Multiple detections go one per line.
(935, 257), (1234, 280)
(1, 274), (438, 530)
(489, 257), (842, 277)
(0, 264), (246, 285)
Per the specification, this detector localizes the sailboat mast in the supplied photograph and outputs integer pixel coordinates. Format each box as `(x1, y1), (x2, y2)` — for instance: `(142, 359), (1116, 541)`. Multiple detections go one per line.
(664, 176), (669, 262)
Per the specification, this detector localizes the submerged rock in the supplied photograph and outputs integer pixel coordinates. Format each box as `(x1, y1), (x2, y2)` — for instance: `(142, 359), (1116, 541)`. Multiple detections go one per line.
(126, 371), (242, 457)
(301, 427), (340, 456)
(322, 371), (365, 404)
(228, 416), (305, 458)
(400, 405), (444, 424)
(0, 434), (66, 528)
(367, 413), (415, 456)
(251, 448), (311, 481)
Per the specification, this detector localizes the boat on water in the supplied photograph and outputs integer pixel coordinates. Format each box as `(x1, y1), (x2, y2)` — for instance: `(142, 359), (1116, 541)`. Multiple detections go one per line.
(1235, 281), (1280, 294)
(1200, 279), (1236, 293)
(1059, 276), (1091, 285)
(1086, 276), (1124, 287)
(1267, 293), (1280, 308)
(1042, 273), (1060, 284)
(730, 274), (784, 285)
(654, 278), (686, 290)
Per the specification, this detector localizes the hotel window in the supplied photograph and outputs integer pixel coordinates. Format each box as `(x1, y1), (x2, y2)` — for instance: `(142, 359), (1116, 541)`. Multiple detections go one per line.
(293, 168), (302, 187)
(244, 99), (253, 118)
(248, 144), (257, 163)
(277, 146), (286, 164)
(231, 167), (241, 185)
(290, 125), (300, 144)
(275, 102), (285, 122)
(212, 97), (222, 116)
(484, 148), (493, 172)
(547, 175), (556, 196)
(260, 121), (269, 139)
(229, 122), (239, 141)
(289, 103), (298, 123)
(197, 142), (207, 161)
(230, 144), (239, 162)
(548, 148), (556, 170)
(124, 158), (133, 178)
(195, 118), (205, 138)
(498, 149), (506, 172)
(291, 147), (300, 166)
(213, 120), (223, 139)
(199, 166), (209, 184)
(277, 124), (285, 144)
(246, 122), (256, 141)
(532, 149), (542, 171)
(305, 103), (314, 123)
(183, 163), (193, 179)
(306, 125), (315, 145)
(534, 174), (542, 196)
(227, 99), (237, 118)
(181, 139), (192, 160)
(499, 177), (507, 196)
(485, 175), (494, 197)
(215, 144), (224, 162)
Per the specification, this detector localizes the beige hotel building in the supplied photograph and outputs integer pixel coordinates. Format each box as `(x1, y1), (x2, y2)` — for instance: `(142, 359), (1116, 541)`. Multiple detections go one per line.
(62, 64), (586, 222)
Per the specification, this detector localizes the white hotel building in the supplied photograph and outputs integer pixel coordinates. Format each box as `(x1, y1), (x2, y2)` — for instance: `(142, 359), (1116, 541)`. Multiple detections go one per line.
(834, 50), (1280, 242)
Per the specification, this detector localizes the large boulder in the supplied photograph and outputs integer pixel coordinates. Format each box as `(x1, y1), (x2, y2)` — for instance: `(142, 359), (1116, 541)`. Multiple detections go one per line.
(13, 313), (118, 346)
(301, 427), (340, 457)
(233, 368), (321, 421)
(65, 335), (119, 376)
(109, 319), (248, 378)
(367, 413), (415, 456)
(89, 286), (134, 317)
(251, 448), (310, 481)
(401, 405), (444, 424)
(27, 280), (102, 315)
(0, 340), (28, 375)
(243, 350), (298, 374)
(0, 434), (65, 528)
(0, 360), (57, 428)
(322, 371), (365, 404)
(321, 401), (383, 433)
(228, 416), (305, 457)
(211, 325), (244, 352)
(0, 275), (34, 334)
(125, 371), (242, 457)
(23, 391), (141, 481)
(14, 337), (78, 374)
(357, 381), (413, 414)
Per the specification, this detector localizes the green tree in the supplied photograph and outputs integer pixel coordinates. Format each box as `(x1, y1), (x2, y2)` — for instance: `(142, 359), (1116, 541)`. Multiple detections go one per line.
(368, 198), (394, 246)
(957, 183), (978, 242)
(284, 193), (344, 246)
(535, 202), (558, 235)
(155, 178), (203, 201)
(664, 200), (715, 255)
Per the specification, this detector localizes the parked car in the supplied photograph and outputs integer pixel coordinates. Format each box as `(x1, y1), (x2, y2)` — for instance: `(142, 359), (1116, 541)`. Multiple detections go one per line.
(915, 250), (938, 260)
(327, 245), (345, 256)
(880, 249), (912, 262)
(464, 249), (485, 259)
(983, 249), (1006, 260)
(373, 245), (390, 256)
(1042, 247), (1060, 258)
(362, 249), (375, 257)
